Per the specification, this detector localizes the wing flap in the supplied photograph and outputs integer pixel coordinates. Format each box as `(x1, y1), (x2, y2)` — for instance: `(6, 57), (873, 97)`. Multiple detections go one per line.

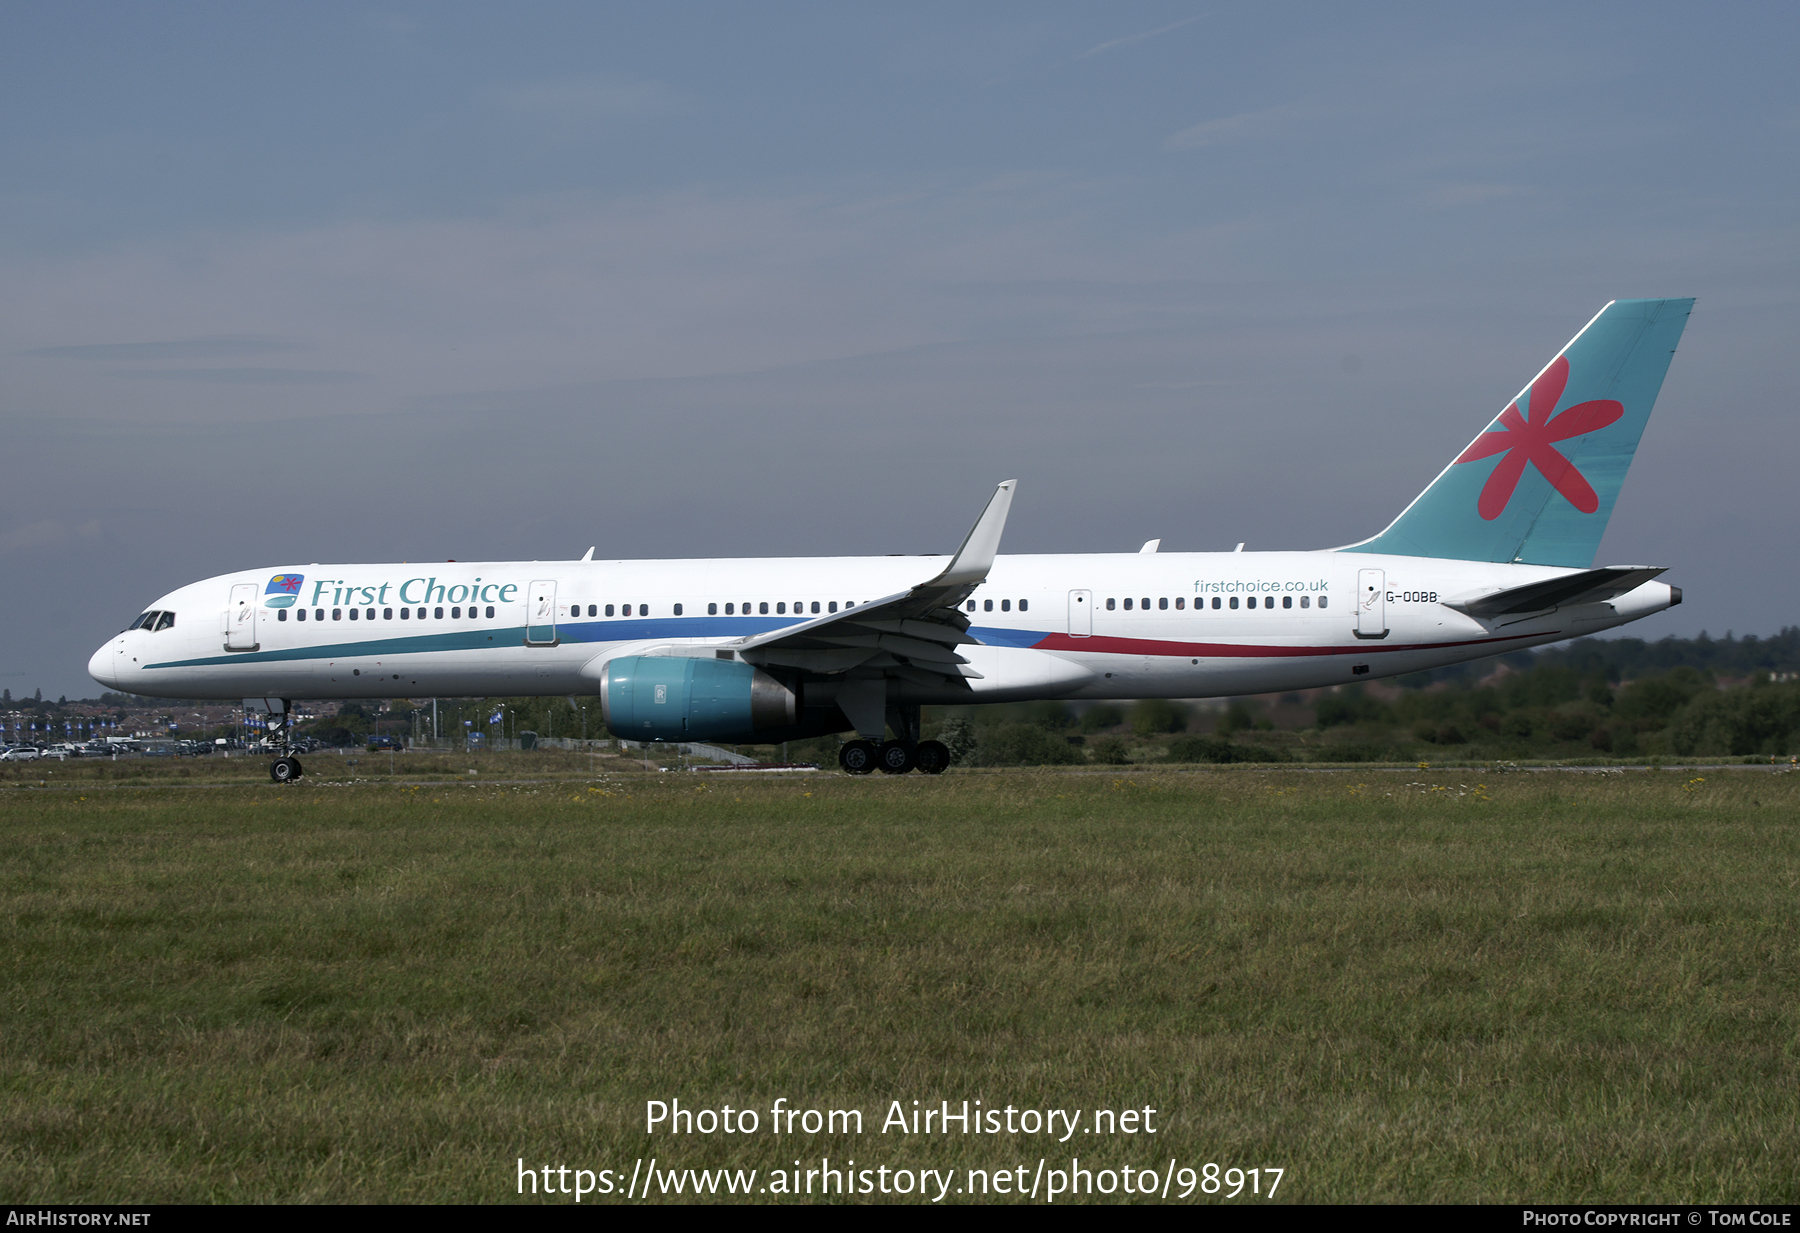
(725, 482), (1018, 683)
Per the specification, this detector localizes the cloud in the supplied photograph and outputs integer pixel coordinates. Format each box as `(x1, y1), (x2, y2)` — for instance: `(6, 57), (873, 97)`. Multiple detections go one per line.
(1424, 183), (1529, 209)
(25, 336), (301, 361)
(1076, 14), (1205, 60)
(1164, 102), (1304, 150)
(0, 519), (99, 556)
(107, 367), (362, 384)
(490, 75), (695, 137)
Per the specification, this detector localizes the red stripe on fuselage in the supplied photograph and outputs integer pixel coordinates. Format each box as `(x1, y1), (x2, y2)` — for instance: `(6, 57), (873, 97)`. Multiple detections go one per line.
(1027, 631), (1555, 658)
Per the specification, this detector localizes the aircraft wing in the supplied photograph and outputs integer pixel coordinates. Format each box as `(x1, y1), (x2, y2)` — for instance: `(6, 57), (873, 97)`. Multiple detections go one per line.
(1445, 565), (1667, 618)
(728, 480), (1016, 686)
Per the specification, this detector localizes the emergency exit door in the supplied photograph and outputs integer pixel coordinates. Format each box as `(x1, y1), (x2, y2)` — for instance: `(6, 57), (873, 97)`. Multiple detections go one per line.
(526, 580), (558, 645)
(1355, 569), (1388, 639)
(226, 583), (258, 651)
(1067, 590), (1093, 637)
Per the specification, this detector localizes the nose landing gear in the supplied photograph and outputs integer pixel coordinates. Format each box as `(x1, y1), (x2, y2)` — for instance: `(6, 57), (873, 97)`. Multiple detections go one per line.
(253, 697), (304, 783)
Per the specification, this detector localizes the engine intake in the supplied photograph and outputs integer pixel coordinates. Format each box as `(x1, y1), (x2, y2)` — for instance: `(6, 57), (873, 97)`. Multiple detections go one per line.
(600, 656), (800, 743)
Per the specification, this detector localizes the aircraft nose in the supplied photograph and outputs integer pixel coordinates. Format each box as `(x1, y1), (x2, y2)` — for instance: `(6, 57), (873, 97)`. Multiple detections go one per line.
(88, 641), (119, 691)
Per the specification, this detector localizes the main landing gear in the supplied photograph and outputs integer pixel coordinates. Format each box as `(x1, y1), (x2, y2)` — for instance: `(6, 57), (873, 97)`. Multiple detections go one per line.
(255, 697), (304, 783)
(837, 701), (948, 775)
(837, 739), (950, 776)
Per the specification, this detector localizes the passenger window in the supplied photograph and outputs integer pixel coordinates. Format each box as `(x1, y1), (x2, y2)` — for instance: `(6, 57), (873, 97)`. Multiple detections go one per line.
(1019, 599), (1027, 611)
(708, 603), (718, 615)
(398, 608), (406, 620)
(1142, 598), (1150, 610)
(417, 608), (426, 619)
(334, 609), (343, 620)
(1301, 595), (1310, 609)
(984, 599), (993, 612)
(1123, 598), (1133, 610)
(1106, 598), (1115, 610)
(451, 607), (460, 619)
(277, 609), (288, 622)
(298, 608), (308, 622)
(1001, 599), (1011, 612)
(1159, 598), (1168, 610)
(967, 601), (976, 611)
(587, 604), (596, 617)
(724, 603), (734, 615)
(759, 602), (769, 615)
(485, 606), (494, 618)
(829, 601), (838, 613)
(1282, 596), (1292, 609)
(1176, 597), (1185, 609)
(384, 608), (393, 619)
(1212, 597), (1221, 609)
(811, 601), (820, 614)
(1265, 596), (1275, 609)
(434, 607), (443, 619)
(674, 603), (683, 616)
(349, 608), (359, 621)
(1319, 596), (1329, 609)
(777, 602), (786, 615)
(317, 609), (326, 621)
(1229, 597), (1238, 610)
(605, 604), (614, 616)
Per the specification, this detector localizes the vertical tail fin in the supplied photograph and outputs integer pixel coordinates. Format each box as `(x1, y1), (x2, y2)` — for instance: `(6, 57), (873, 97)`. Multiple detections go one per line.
(1341, 298), (1693, 567)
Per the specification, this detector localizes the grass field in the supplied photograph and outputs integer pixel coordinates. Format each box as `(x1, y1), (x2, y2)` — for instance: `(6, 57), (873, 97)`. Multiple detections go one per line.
(3, 762), (1797, 1203)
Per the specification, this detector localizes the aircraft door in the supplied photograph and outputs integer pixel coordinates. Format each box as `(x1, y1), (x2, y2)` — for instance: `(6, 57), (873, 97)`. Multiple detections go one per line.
(226, 582), (258, 651)
(1355, 569), (1388, 639)
(526, 580), (558, 645)
(1067, 589), (1092, 637)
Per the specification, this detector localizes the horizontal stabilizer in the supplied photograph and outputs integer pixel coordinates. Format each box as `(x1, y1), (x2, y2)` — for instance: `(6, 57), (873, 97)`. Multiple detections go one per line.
(1445, 566), (1666, 618)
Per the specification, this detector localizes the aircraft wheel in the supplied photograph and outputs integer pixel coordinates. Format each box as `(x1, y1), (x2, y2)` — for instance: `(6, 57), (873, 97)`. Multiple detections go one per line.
(270, 756), (303, 783)
(915, 740), (950, 775)
(878, 740), (917, 774)
(839, 739), (877, 775)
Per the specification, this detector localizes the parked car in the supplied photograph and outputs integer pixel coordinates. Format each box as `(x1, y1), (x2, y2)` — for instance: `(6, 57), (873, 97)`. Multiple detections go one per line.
(0, 746), (41, 762)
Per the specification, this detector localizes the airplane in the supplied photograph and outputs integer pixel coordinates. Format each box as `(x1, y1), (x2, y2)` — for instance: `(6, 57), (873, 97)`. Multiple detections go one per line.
(89, 298), (1693, 783)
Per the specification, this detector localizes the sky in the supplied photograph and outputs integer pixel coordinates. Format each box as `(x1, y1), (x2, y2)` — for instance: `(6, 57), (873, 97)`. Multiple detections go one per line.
(3, 3), (1797, 699)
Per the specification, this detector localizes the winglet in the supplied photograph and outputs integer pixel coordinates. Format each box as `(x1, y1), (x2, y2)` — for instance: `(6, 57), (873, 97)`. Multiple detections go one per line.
(930, 480), (1016, 588)
(580, 547), (595, 562)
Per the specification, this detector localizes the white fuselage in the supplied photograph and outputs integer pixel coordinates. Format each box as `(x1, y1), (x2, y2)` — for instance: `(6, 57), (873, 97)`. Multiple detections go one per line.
(89, 550), (1678, 705)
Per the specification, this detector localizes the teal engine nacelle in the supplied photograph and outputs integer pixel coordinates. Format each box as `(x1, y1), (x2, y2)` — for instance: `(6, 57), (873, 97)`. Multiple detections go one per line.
(600, 655), (801, 743)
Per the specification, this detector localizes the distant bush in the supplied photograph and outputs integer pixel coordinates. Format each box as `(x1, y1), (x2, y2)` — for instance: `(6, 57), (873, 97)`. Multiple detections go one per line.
(1018, 700), (1075, 731)
(1315, 743), (1398, 763)
(1167, 735), (1290, 764)
(1088, 736), (1132, 764)
(973, 723), (1084, 767)
(937, 717), (978, 766)
(1314, 685), (1391, 728)
(1130, 699), (1189, 735)
(1668, 682), (1800, 757)
(1079, 704), (1125, 733)
(1216, 700), (1256, 734)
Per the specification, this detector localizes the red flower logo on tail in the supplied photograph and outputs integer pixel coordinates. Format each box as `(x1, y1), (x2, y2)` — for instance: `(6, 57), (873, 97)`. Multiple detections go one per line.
(1455, 356), (1622, 520)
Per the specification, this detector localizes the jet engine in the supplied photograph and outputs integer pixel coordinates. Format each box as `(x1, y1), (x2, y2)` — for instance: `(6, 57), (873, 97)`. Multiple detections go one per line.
(599, 655), (803, 743)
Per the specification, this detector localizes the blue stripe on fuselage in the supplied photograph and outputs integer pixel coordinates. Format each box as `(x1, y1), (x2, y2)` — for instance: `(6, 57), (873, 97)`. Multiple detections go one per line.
(145, 615), (1056, 671)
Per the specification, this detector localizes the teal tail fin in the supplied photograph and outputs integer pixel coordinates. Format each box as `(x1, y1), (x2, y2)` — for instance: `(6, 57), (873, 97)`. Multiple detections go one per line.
(1342, 298), (1693, 567)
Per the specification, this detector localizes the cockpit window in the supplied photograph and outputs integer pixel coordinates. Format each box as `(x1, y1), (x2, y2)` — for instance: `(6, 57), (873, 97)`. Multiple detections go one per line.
(153, 612), (176, 631)
(128, 611), (157, 631)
